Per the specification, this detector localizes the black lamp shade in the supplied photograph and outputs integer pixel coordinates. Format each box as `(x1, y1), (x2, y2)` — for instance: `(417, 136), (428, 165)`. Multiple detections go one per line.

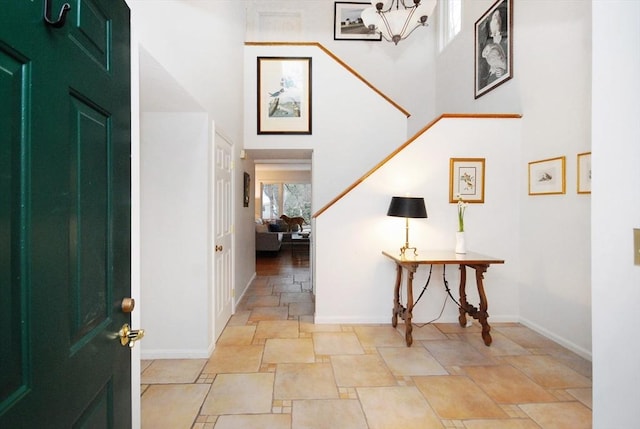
(387, 196), (427, 218)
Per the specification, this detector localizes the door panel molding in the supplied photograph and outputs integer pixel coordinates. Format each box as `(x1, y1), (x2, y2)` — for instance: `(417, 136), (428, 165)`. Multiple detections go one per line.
(0, 42), (32, 418)
(69, 94), (112, 347)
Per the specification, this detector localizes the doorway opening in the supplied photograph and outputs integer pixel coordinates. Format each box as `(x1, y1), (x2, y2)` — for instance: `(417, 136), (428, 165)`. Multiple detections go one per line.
(249, 149), (312, 272)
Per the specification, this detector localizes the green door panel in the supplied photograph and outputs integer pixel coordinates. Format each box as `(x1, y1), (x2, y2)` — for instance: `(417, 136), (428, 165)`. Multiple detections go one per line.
(0, 39), (31, 418)
(0, 0), (132, 427)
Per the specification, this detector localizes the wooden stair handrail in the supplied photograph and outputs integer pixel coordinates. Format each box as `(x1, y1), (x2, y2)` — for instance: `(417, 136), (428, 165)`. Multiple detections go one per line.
(312, 113), (522, 219)
(245, 41), (410, 117)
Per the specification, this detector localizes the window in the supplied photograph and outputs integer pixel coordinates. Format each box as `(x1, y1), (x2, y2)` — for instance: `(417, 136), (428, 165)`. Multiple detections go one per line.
(438, 0), (462, 52)
(261, 183), (281, 220)
(261, 182), (311, 223)
(283, 183), (311, 222)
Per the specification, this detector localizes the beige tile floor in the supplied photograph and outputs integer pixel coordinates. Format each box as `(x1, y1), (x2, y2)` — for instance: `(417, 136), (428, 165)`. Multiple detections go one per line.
(141, 251), (592, 429)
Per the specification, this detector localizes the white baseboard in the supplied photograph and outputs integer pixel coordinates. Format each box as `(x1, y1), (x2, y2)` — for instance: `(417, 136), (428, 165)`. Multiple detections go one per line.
(313, 315), (390, 324)
(519, 316), (592, 361)
(235, 272), (256, 307)
(313, 314), (519, 325)
(141, 344), (214, 360)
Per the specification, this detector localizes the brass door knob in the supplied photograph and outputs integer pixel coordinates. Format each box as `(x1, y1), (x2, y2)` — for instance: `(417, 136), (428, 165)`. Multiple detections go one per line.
(121, 297), (135, 313)
(118, 323), (145, 348)
(215, 245), (223, 252)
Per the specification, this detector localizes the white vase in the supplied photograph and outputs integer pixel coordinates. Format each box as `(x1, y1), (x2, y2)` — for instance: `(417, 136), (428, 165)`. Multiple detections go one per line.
(455, 231), (466, 254)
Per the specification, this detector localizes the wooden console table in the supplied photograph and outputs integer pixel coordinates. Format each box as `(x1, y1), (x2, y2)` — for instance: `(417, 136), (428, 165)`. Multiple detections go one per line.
(382, 251), (504, 347)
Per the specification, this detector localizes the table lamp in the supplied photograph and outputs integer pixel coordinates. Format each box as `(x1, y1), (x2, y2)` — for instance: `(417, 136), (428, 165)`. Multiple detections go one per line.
(387, 196), (427, 257)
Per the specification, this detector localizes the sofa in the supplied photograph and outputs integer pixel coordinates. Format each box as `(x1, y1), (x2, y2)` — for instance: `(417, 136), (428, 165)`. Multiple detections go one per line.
(255, 221), (284, 252)
(256, 227), (283, 251)
(255, 218), (307, 252)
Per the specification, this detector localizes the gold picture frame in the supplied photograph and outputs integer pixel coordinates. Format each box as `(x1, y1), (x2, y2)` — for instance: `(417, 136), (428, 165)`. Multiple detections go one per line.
(449, 158), (486, 203)
(528, 156), (566, 195)
(257, 57), (312, 134)
(577, 152), (591, 194)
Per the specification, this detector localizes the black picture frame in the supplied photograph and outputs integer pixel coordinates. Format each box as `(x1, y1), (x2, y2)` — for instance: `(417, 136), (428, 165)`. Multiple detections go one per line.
(474, 0), (513, 98)
(243, 172), (250, 207)
(257, 57), (312, 135)
(334, 2), (381, 41)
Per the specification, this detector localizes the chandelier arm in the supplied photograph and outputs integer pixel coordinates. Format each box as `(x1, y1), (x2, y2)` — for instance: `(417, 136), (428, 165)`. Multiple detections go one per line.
(399, 7), (418, 37)
(379, 32), (393, 43)
(380, 0), (407, 13)
(395, 19), (429, 42)
(378, 12), (396, 42)
(363, 0), (431, 45)
(378, 2), (392, 13)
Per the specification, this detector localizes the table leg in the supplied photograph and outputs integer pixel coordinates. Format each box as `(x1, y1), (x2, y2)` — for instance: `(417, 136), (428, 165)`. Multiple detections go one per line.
(405, 269), (414, 346)
(392, 264), (402, 327)
(474, 266), (492, 346)
(457, 264), (468, 327)
(458, 264), (492, 346)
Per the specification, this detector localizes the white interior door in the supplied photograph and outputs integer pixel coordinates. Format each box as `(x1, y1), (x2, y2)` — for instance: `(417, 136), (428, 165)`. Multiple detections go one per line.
(213, 130), (233, 341)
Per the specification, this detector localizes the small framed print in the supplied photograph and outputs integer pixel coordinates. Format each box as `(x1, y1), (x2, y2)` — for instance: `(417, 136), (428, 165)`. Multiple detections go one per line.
(577, 152), (591, 194)
(334, 2), (381, 41)
(474, 0), (513, 98)
(528, 156), (566, 195)
(449, 158), (486, 203)
(243, 172), (251, 207)
(257, 57), (312, 134)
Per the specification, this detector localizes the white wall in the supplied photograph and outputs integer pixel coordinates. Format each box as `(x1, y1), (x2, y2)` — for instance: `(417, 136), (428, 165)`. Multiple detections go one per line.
(316, 117), (521, 326)
(244, 0), (438, 136)
(132, 0), (257, 349)
(516, 1), (592, 356)
(435, 0), (592, 357)
(592, 2), (640, 426)
(244, 44), (408, 213)
(236, 156), (258, 304)
(132, 0), (245, 144)
(140, 112), (212, 358)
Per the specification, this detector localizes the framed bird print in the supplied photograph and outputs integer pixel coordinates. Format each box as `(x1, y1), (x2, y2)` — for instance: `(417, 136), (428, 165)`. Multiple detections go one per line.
(474, 0), (513, 98)
(528, 156), (566, 196)
(257, 57), (312, 134)
(577, 152), (591, 194)
(449, 158), (486, 203)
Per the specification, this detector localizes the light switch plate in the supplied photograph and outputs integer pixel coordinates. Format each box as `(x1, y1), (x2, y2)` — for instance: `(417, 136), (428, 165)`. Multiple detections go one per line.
(635, 229), (640, 266)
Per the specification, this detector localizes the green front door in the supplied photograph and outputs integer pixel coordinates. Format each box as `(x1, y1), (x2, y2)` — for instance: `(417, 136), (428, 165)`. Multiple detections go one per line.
(1, 0), (132, 427)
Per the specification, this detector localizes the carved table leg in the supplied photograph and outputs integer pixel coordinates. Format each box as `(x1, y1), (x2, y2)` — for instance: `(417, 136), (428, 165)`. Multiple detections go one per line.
(392, 264), (403, 327)
(458, 264), (468, 327)
(474, 265), (492, 346)
(405, 268), (415, 346)
(459, 264), (493, 346)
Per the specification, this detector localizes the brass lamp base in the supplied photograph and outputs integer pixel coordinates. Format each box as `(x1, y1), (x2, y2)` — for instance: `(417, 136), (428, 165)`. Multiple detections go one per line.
(399, 245), (418, 257)
(399, 217), (418, 257)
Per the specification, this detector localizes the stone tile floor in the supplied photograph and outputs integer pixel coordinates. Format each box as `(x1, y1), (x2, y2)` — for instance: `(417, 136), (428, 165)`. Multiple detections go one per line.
(141, 251), (592, 428)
